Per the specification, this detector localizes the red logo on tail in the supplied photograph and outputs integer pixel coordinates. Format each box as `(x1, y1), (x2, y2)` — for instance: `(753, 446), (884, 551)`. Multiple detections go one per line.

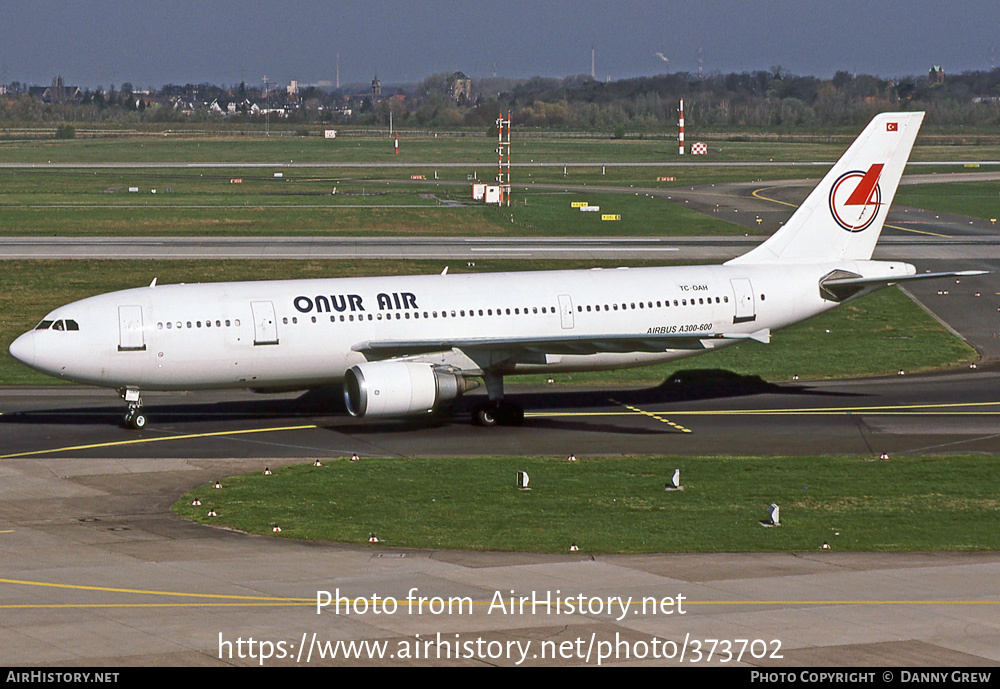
(829, 164), (884, 233)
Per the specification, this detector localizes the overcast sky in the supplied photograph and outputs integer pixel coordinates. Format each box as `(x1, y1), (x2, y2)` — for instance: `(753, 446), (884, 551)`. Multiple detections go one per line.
(3, 1), (998, 89)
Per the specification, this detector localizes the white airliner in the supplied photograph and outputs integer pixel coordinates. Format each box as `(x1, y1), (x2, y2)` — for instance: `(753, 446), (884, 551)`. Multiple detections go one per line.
(8, 112), (982, 429)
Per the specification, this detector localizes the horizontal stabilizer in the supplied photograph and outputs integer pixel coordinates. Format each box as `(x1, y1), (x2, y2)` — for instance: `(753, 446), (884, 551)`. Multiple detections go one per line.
(820, 269), (989, 302)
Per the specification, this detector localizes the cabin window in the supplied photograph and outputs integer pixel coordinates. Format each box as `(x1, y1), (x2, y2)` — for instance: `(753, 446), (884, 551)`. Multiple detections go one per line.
(166, 322), (172, 329)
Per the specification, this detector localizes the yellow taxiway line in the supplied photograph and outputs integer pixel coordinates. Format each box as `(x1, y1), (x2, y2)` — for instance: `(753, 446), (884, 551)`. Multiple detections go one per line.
(0, 424), (318, 460)
(609, 399), (692, 433)
(751, 186), (951, 238)
(528, 400), (1000, 419)
(0, 578), (994, 610)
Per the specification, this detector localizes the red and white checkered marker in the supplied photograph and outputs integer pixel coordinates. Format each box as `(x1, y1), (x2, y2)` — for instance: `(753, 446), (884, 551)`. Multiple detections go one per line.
(691, 142), (708, 155)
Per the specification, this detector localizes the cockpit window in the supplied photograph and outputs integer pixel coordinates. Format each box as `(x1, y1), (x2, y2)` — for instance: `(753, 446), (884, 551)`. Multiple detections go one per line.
(34, 319), (79, 331)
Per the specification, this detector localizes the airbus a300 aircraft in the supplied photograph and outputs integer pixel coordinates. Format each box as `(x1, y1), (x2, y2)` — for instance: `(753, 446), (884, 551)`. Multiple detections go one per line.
(9, 112), (981, 429)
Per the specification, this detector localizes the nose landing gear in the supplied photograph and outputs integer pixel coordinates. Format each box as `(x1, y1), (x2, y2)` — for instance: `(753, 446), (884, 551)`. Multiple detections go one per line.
(119, 388), (147, 430)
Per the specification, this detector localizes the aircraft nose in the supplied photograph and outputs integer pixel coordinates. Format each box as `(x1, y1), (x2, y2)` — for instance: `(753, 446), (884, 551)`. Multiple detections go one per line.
(9, 332), (35, 368)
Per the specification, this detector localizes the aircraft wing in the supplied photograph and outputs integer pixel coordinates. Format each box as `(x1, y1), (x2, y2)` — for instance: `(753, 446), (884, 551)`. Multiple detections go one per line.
(353, 329), (771, 360)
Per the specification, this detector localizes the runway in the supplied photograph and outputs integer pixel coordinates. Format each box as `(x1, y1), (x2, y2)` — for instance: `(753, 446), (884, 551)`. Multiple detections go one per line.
(2, 168), (999, 666)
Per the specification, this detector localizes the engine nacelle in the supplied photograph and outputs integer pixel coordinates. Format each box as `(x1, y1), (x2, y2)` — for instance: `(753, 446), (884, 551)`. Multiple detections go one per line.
(344, 361), (473, 418)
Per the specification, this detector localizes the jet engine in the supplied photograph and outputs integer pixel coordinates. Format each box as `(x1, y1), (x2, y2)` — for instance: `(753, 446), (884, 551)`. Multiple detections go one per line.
(344, 361), (476, 418)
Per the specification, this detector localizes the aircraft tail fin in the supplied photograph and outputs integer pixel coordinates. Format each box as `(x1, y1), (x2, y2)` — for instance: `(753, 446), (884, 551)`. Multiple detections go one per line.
(727, 112), (924, 265)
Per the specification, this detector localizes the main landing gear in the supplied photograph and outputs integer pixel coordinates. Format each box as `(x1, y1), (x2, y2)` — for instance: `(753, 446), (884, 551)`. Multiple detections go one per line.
(472, 399), (524, 427)
(472, 372), (524, 427)
(119, 388), (147, 430)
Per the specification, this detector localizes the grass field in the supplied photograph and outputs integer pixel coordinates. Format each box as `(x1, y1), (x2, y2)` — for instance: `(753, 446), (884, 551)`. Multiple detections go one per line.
(2, 129), (1000, 164)
(0, 259), (976, 386)
(172, 454), (1000, 553)
(896, 181), (1000, 222)
(0, 167), (749, 237)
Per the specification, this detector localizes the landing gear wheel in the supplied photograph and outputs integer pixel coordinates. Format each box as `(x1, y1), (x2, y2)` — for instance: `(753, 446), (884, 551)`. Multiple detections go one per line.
(473, 402), (499, 427)
(473, 401), (523, 427)
(123, 409), (147, 430)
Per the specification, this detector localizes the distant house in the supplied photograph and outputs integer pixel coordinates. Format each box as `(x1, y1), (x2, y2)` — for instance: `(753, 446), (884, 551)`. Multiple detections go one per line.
(42, 76), (82, 103)
(928, 65), (945, 85)
(209, 97), (255, 116)
(28, 77), (82, 103)
(448, 72), (472, 103)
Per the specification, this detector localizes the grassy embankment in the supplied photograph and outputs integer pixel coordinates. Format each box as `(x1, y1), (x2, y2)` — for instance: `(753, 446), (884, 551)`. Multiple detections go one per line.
(172, 454), (1000, 553)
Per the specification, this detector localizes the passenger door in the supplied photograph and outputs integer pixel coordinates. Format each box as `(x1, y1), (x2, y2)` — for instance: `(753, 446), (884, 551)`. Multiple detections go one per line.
(117, 305), (146, 351)
(250, 301), (279, 345)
